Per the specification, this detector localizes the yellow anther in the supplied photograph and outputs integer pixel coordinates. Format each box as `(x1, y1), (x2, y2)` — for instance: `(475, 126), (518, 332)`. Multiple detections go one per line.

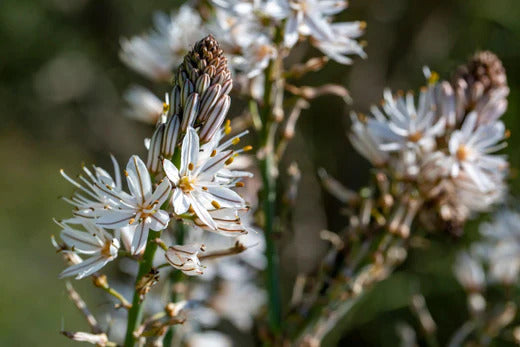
(408, 131), (423, 143)
(129, 218), (135, 225)
(124, 170), (129, 177)
(456, 145), (469, 161)
(179, 176), (195, 192)
(224, 120), (232, 135)
(428, 71), (439, 85)
(225, 157), (234, 165)
(232, 137), (240, 145)
(359, 21), (367, 30)
(235, 182), (245, 188)
(188, 162), (194, 171)
(505, 129), (511, 139)
(211, 200), (221, 209)
(211, 149), (217, 157)
(100, 241), (113, 258)
(202, 186), (208, 191)
(242, 145), (253, 152)
(163, 102), (170, 113)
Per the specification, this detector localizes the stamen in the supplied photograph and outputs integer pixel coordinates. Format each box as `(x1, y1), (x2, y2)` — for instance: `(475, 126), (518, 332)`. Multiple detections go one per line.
(211, 200), (221, 209)
(428, 71), (439, 85)
(224, 119), (232, 135)
(235, 182), (245, 187)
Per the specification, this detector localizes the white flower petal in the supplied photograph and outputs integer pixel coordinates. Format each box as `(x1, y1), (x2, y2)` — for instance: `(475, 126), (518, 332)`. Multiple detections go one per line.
(126, 155), (152, 204)
(163, 159), (180, 184)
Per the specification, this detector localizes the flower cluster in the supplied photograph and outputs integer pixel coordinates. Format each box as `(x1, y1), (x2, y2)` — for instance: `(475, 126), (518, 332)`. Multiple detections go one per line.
(55, 36), (252, 281)
(120, 1), (365, 111)
(349, 52), (509, 233)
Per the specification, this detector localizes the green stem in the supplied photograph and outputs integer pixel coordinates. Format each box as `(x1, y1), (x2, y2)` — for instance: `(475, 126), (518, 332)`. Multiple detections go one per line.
(163, 223), (186, 347)
(259, 52), (283, 337)
(123, 231), (160, 347)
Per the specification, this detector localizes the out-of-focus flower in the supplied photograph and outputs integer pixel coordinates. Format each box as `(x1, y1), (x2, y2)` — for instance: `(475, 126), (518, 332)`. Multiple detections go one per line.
(446, 112), (507, 191)
(283, 0), (365, 64)
(57, 221), (120, 279)
(233, 35), (277, 78)
(348, 112), (389, 167)
(120, 6), (205, 81)
(96, 155), (171, 255)
(186, 331), (232, 347)
(366, 88), (444, 154)
(165, 244), (205, 276)
(476, 211), (520, 285)
(453, 251), (486, 292)
(310, 21), (367, 65)
(123, 85), (165, 124)
(209, 280), (265, 330)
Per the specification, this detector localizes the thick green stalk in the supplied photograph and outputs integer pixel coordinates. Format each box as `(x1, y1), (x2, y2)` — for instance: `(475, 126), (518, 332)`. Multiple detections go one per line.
(124, 231), (160, 347)
(163, 223), (186, 347)
(259, 54), (283, 336)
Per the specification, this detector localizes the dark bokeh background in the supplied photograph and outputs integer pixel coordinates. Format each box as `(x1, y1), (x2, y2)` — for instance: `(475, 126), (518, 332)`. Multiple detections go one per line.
(1, 0), (519, 345)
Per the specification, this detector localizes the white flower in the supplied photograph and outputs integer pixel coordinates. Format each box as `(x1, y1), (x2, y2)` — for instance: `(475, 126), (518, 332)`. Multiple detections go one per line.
(123, 85), (165, 124)
(367, 88), (445, 153)
(210, 280), (265, 330)
(187, 331), (232, 347)
(447, 112), (507, 192)
(96, 155), (171, 255)
(453, 251), (485, 292)
(163, 127), (249, 233)
(120, 6), (205, 81)
(60, 155), (122, 224)
(310, 21), (366, 65)
(348, 112), (389, 167)
(58, 221), (120, 279)
(232, 35), (277, 78)
(165, 244), (206, 276)
(284, 0), (347, 48)
(475, 211), (520, 285)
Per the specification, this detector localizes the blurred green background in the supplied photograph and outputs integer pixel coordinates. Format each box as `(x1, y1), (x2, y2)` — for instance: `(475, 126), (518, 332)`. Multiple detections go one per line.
(1, 0), (519, 345)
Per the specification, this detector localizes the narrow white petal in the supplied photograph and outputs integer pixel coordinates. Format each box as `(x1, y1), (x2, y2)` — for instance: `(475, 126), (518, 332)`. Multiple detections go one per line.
(131, 222), (150, 255)
(163, 159), (180, 185)
(126, 155), (153, 203)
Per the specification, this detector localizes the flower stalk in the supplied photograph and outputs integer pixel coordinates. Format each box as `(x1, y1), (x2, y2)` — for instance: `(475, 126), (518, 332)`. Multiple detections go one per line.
(258, 44), (284, 336)
(124, 231), (160, 347)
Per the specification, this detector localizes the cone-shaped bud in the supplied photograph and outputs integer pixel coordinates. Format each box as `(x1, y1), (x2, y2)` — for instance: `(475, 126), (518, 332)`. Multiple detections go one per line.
(454, 51), (507, 94)
(173, 35), (232, 142)
(452, 51), (509, 125)
(146, 36), (234, 173)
